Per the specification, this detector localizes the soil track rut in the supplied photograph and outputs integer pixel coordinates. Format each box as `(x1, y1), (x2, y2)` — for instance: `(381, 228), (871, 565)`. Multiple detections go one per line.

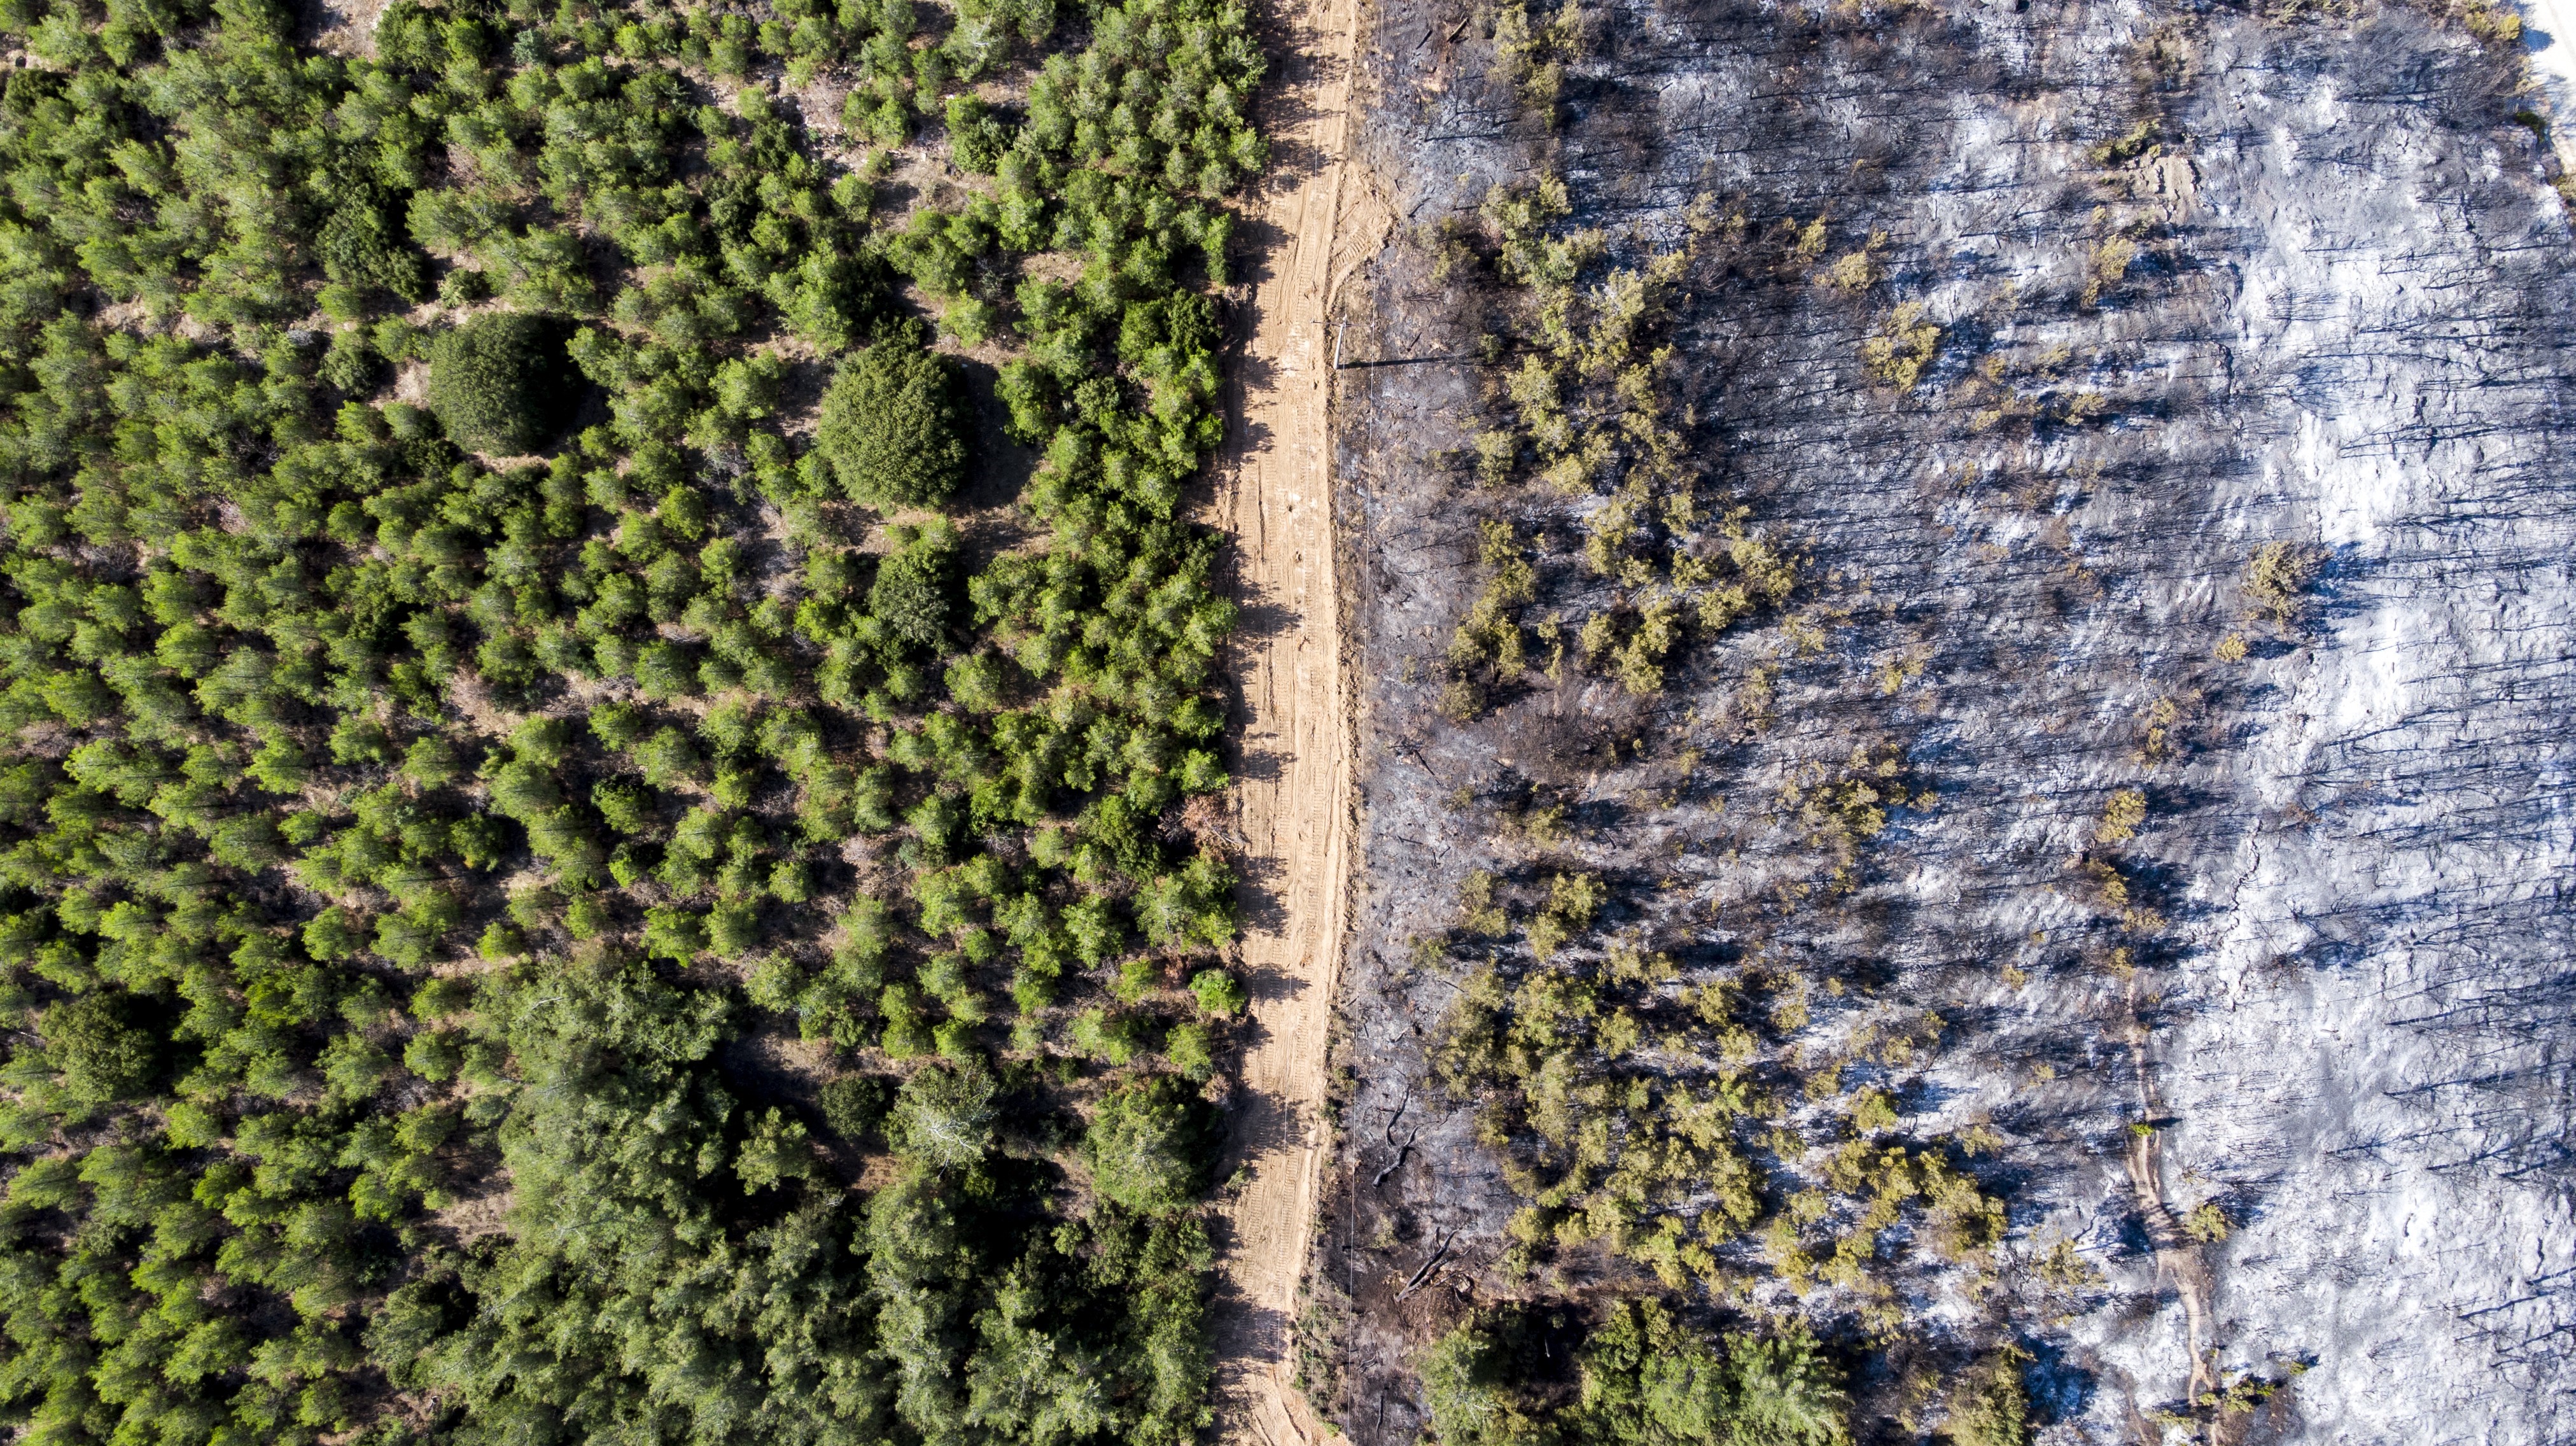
(1207, 0), (1371, 1435)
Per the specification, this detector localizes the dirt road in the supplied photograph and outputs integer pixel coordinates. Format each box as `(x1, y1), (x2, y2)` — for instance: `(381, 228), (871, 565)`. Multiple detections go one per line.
(1207, 0), (1368, 1435)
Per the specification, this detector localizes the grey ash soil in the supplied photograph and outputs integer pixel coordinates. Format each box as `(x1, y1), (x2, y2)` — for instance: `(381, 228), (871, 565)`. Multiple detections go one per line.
(1305, 0), (2576, 1439)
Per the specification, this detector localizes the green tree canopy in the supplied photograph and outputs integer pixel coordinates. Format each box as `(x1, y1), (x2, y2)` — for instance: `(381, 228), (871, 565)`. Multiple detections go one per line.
(816, 323), (972, 508)
(426, 311), (580, 455)
(1421, 1321), (1553, 1446)
(1944, 1354), (2029, 1446)
(870, 525), (958, 650)
(888, 1058), (998, 1168)
(0, 0), (1265, 1436)
(1084, 1075), (1212, 1214)
(821, 1072), (895, 1143)
(42, 991), (158, 1104)
(1424, 1305), (1851, 1446)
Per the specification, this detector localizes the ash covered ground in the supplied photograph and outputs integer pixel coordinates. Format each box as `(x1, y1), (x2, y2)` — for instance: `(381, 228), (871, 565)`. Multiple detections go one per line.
(1302, 0), (2576, 1438)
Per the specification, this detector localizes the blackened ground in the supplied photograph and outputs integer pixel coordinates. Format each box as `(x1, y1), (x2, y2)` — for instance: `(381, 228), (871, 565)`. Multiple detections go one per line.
(1312, 0), (2576, 1439)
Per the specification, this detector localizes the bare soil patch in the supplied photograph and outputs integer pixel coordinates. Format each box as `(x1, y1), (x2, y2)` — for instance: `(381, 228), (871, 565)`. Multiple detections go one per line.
(1203, 0), (1382, 1436)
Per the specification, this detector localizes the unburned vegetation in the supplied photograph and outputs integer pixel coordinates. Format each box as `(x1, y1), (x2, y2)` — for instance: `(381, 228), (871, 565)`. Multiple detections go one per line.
(0, 0), (1282, 1439)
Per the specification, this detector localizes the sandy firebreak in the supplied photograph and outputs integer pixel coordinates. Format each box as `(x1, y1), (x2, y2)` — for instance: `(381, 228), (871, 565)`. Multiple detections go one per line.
(1206, 0), (1371, 1436)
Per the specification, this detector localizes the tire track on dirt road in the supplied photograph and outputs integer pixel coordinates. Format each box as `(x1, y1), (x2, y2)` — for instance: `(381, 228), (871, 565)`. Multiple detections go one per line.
(1208, 0), (1383, 1435)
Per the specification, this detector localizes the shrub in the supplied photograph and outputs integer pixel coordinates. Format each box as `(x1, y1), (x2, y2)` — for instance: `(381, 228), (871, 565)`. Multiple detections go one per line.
(734, 1107), (815, 1191)
(2463, 0), (2523, 41)
(403, 1030), (464, 1083)
(43, 992), (157, 1104)
(1431, 1305), (1849, 1446)
(1725, 1327), (1851, 1445)
(815, 323), (970, 508)
(2094, 788), (2146, 844)
(945, 95), (1009, 173)
(1574, 1302), (1849, 1446)
(1188, 969), (1247, 1017)
(1528, 871), (1603, 961)
(318, 195), (430, 302)
(1457, 871), (1508, 936)
(887, 1058), (996, 1168)
(868, 530), (955, 650)
(642, 906), (708, 960)
(1821, 248), (1879, 290)
(1420, 1323), (1550, 1446)
(2081, 234), (2138, 306)
(820, 1073), (893, 1143)
(2183, 1201), (2231, 1243)
(2244, 540), (2322, 624)
(1067, 1007), (1139, 1064)
(1084, 1075), (1212, 1214)
(426, 312), (580, 455)
(1166, 1022), (1214, 1079)
(1947, 1354), (2031, 1446)
(1860, 302), (1939, 390)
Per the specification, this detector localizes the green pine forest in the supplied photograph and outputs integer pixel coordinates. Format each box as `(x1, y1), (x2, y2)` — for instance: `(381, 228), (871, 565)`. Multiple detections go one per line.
(0, 0), (1267, 1439)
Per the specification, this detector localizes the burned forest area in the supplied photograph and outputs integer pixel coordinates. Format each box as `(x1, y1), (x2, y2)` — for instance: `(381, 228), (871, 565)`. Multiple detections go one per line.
(0, 0), (2570, 1434)
(1305, 0), (2576, 1441)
